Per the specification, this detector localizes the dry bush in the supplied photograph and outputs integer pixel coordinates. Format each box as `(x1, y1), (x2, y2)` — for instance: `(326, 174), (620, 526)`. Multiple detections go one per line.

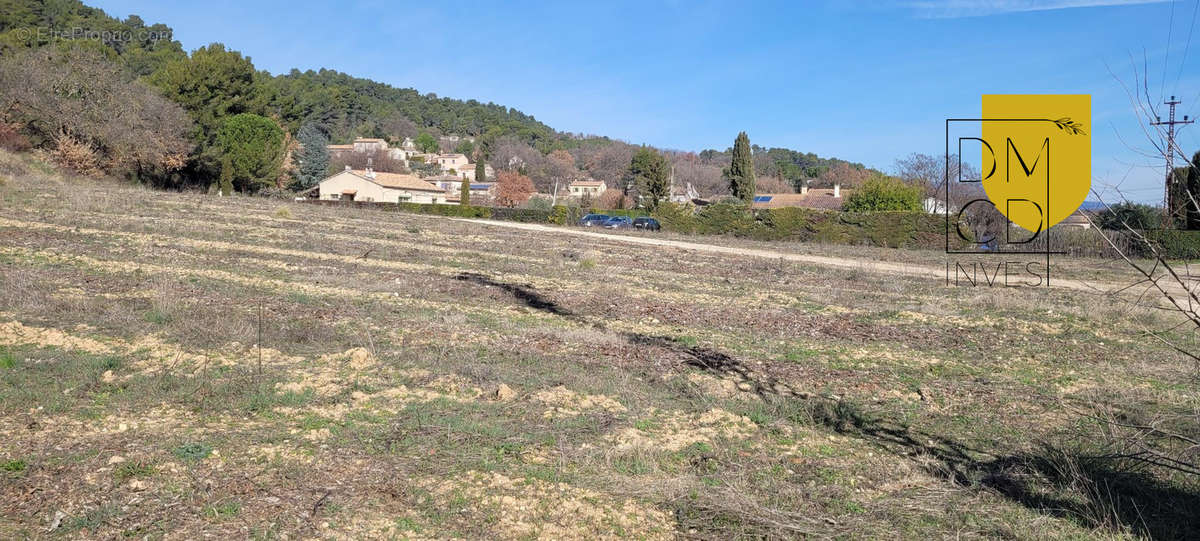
(755, 175), (794, 193)
(596, 189), (632, 210)
(50, 133), (102, 177)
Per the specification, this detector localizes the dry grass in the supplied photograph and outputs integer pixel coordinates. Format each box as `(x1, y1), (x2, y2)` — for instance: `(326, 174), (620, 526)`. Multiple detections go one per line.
(0, 149), (1196, 539)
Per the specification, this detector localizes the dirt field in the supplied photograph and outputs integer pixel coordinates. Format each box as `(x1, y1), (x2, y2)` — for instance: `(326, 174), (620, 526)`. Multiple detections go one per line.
(1, 150), (1197, 539)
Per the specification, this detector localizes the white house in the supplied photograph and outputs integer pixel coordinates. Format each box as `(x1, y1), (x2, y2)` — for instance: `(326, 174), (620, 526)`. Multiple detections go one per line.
(317, 167), (449, 204)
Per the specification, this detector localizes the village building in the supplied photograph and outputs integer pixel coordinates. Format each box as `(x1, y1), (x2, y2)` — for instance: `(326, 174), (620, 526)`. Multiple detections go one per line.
(750, 184), (848, 210)
(455, 163), (495, 182)
(317, 166), (449, 204)
(327, 137), (418, 162)
(568, 180), (607, 197)
(433, 153), (471, 172)
(428, 175), (496, 196)
(352, 138), (388, 153)
(1059, 211), (1093, 230)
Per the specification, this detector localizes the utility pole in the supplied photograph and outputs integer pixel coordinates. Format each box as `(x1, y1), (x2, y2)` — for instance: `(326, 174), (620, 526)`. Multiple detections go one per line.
(1152, 96), (1193, 225)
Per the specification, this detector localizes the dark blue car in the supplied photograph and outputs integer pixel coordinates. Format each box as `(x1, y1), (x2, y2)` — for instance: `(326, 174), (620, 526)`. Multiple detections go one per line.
(602, 216), (633, 229)
(579, 213), (610, 227)
(632, 217), (661, 231)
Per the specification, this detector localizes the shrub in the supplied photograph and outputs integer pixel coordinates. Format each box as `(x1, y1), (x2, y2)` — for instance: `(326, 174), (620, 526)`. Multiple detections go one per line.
(651, 203), (699, 233)
(1095, 202), (1161, 230)
(549, 205), (569, 225)
(216, 113), (285, 192)
(173, 442), (213, 462)
(527, 197), (553, 211)
(695, 200), (760, 236)
(842, 175), (922, 212)
(1144, 229), (1200, 259)
(50, 133), (102, 177)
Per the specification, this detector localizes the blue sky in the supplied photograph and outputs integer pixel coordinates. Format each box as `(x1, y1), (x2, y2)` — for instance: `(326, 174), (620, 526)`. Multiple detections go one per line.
(91, 0), (1200, 203)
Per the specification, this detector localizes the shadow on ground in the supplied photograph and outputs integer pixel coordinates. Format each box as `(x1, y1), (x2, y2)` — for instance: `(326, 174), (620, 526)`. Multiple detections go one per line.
(453, 271), (1200, 539)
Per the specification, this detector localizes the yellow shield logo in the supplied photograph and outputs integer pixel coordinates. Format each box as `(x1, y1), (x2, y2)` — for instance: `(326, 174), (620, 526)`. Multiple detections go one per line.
(980, 95), (1091, 231)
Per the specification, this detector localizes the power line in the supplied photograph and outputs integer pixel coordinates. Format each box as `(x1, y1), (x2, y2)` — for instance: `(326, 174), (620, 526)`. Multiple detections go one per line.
(1152, 96), (1194, 223)
(1163, 0), (1177, 100)
(1174, 0), (1199, 95)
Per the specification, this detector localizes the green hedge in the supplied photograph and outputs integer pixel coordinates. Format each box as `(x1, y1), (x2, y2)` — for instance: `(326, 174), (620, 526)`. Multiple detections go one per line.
(309, 199), (959, 250)
(1140, 230), (1200, 259)
(651, 201), (959, 249)
(394, 201), (490, 218)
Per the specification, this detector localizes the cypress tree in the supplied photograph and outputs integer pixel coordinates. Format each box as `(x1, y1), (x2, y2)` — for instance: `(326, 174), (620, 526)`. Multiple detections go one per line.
(460, 177), (471, 208)
(475, 160), (486, 183)
(218, 156), (234, 196)
(725, 131), (756, 202)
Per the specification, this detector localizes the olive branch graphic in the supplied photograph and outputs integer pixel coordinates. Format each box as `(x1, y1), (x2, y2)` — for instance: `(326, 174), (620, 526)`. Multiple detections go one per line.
(1051, 117), (1087, 136)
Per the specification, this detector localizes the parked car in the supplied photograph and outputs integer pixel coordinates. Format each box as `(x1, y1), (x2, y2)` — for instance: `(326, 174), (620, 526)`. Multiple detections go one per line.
(602, 216), (633, 229)
(579, 214), (610, 227)
(632, 217), (661, 231)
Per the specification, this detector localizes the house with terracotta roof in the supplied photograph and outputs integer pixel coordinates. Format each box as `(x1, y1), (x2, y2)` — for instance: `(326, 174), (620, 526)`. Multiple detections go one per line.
(317, 166), (449, 204)
(750, 185), (848, 210)
(568, 179), (606, 197)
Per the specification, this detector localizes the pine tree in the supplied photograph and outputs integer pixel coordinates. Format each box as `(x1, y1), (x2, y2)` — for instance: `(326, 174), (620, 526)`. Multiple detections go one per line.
(460, 177), (471, 208)
(725, 131), (756, 202)
(295, 123), (329, 188)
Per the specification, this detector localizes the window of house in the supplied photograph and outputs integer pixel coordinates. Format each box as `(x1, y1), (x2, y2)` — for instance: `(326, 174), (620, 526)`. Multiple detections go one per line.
(330, 193), (340, 200)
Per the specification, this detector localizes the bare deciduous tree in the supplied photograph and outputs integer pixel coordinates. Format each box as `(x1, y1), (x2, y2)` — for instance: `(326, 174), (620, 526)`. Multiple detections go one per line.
(0, 47), (192, 180)
(545, 149), (578, 199)
(1079, 59), (1200, 479)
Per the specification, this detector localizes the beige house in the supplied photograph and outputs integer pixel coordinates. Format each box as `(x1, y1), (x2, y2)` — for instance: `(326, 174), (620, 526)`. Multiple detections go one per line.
(352, 138), (388, 153)
(569, 180), (607, 197)
(434, 153), (471, 172)
(1060, 211), (1092, 230)
(317, 167), (449, 204)
(327, 138), (418, 162)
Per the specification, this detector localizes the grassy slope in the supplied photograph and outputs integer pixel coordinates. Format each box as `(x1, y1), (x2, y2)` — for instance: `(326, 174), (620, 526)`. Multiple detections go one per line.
(0, 150), (1196, 539)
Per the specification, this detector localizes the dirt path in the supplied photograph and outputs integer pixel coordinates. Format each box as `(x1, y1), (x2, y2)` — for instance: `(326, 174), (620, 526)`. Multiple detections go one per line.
(455, 218), (1122, 295)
